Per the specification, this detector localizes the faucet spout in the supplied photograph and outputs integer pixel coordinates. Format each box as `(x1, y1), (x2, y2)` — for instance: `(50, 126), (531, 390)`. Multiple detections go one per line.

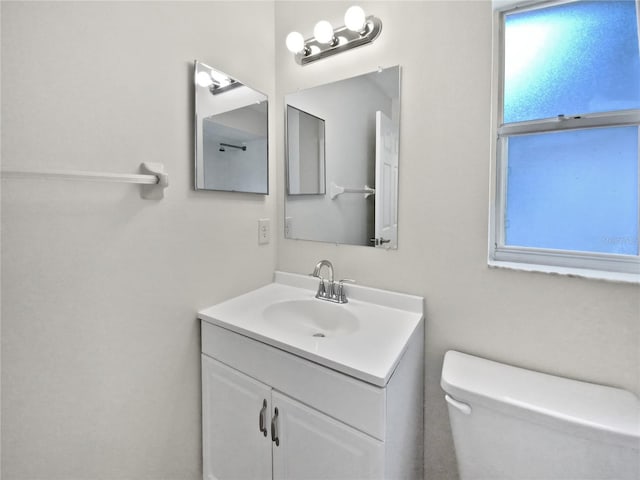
(312, 259), (334, 283)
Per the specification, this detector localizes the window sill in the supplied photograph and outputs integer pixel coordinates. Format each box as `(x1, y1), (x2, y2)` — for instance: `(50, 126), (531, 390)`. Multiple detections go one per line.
(488, 259), (640, 284)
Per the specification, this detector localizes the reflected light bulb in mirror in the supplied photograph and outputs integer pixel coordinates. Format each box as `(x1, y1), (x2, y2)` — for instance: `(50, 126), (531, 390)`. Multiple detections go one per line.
(286, 31), (305, 53)
(210, 70), (230, 87)
(196, 71), (214, 87)
(344, 6), (366, 32)
(314, 20), (335, 44)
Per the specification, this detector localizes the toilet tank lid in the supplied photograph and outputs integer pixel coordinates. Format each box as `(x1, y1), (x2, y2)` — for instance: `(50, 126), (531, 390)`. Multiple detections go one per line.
(441, 350), (640, 445)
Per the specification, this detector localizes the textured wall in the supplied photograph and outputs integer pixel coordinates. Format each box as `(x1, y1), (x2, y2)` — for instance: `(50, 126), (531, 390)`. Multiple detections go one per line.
(1, 2), (276, 479)
(274, 2), (640, 479)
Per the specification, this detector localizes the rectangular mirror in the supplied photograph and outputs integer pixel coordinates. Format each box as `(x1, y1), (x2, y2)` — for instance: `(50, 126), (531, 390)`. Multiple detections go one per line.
(286, 106), (326, 195)
(194, 61), (268, 194)
(284, 65), (401, 248)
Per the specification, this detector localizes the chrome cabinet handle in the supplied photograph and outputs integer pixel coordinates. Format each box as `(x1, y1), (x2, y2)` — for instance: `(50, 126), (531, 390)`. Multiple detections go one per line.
(258, 399), (268, 437)
(271, 407), (280, 446)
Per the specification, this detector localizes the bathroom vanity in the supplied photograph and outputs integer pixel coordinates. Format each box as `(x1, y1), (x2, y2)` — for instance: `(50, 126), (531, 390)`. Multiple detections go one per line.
(198, 271), (424, 480)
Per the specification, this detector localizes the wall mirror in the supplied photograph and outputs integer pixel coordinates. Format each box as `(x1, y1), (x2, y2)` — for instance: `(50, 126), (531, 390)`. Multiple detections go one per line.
(284, 65), (401, 248)
(194, 61), (268, 194)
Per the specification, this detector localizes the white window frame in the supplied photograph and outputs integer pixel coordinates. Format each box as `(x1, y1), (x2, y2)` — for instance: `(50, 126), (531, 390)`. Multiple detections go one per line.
(488, 0), (640, 283)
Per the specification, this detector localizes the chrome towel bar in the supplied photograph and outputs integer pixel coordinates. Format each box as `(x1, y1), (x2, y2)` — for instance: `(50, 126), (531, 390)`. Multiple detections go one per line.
(1, 162), (169, 199)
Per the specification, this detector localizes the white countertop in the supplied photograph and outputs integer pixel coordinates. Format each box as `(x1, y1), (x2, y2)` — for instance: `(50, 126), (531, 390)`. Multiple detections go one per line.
(198, 271), (424, 386)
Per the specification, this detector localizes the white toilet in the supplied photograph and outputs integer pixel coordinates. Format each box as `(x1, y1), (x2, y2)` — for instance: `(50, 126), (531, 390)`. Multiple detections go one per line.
(441, 350), (640, 480)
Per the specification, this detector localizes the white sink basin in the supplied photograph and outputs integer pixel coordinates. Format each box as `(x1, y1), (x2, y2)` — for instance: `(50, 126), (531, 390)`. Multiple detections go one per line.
(263, 299), (359, 338)
(198, 271), (424, 386)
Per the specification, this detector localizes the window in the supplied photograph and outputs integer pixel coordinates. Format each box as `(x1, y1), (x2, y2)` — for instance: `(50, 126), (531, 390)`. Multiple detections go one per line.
(490, 0), (640, 281)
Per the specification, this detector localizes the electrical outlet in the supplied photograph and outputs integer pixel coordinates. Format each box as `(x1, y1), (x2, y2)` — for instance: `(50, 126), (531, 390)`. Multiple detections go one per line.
(258, 218), (270, 245)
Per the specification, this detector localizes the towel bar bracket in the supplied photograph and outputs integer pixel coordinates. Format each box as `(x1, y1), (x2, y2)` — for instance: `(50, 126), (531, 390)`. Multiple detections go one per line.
(140, 162), (169, 200)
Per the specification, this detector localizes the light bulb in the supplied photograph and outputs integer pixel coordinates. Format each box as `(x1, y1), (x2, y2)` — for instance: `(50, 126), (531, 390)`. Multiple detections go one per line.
(344, 6), (366, 32)
(314, 20), (335, 44)
(210, 70), (230, 87)
(286, 31), (305, 53)
(196, 71), (213, 87)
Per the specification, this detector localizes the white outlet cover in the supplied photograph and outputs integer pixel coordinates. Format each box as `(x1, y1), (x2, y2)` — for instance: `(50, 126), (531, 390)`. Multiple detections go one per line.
(258, 218), (270, 244)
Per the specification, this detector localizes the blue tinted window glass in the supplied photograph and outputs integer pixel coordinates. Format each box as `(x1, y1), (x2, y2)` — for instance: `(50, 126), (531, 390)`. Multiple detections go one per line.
(505, 127), (639, 254)
(504, 1), (640, 123)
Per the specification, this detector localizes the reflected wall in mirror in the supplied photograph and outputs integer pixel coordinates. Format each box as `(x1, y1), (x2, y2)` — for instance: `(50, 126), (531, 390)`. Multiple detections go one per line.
(287, 106), (326, 195)
(284, 66), (401, 248)
(194, 61), (268, 194)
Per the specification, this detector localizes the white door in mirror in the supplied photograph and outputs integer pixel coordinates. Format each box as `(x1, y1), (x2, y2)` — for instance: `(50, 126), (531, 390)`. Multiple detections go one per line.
(374, 111), (398, 248)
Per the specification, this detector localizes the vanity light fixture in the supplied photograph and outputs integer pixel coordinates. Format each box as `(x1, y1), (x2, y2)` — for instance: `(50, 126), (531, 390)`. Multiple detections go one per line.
(195, 68), (240, 95)
(286, 5), (382, 65)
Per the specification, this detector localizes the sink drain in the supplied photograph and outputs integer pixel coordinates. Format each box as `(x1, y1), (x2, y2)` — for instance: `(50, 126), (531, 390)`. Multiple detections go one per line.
(312, 333), (326, 338)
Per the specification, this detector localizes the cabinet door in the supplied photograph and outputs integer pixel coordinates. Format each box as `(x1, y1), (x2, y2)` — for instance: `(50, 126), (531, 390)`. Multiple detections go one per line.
(202, 355), (272, 480)
(271, 391), (384, 480)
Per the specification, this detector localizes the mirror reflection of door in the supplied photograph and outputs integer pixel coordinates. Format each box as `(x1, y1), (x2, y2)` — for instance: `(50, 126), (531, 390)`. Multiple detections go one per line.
(286, 106), (326, 195)
(374, 111), (398, 248)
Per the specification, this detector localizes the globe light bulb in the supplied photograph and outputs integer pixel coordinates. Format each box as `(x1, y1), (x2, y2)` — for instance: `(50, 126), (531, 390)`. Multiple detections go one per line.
(314, 20), (335, 44)
(344, 6), (366, 32)
(210, 70), (230, 88)
(286, 31), (305, 53)
(196, 71), (213, 88)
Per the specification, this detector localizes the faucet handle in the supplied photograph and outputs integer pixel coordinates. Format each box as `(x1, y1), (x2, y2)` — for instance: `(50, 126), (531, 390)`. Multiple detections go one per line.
(336, 279), (356, 303)
(313, 276), (327, 299)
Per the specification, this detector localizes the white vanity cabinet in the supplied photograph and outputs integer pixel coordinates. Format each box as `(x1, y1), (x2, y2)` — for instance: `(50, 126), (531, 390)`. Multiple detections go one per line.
(199, 272), (424, 480)
(202, 354), (384, 480)
(201, 319), (424, 480)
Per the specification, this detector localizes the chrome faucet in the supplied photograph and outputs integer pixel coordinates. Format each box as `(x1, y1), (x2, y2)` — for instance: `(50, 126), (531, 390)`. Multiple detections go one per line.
(311, 260), (354, 303)
(312, 259), (334, 299)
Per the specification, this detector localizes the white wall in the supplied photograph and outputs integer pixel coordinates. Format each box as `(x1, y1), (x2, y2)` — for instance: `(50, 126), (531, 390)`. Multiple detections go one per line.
(275, 2), (640, 479)
(1, 2), (276, 479)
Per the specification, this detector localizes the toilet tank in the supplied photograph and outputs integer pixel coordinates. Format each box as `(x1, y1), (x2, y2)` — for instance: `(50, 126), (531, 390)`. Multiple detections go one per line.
(441, 350), (640, 480)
